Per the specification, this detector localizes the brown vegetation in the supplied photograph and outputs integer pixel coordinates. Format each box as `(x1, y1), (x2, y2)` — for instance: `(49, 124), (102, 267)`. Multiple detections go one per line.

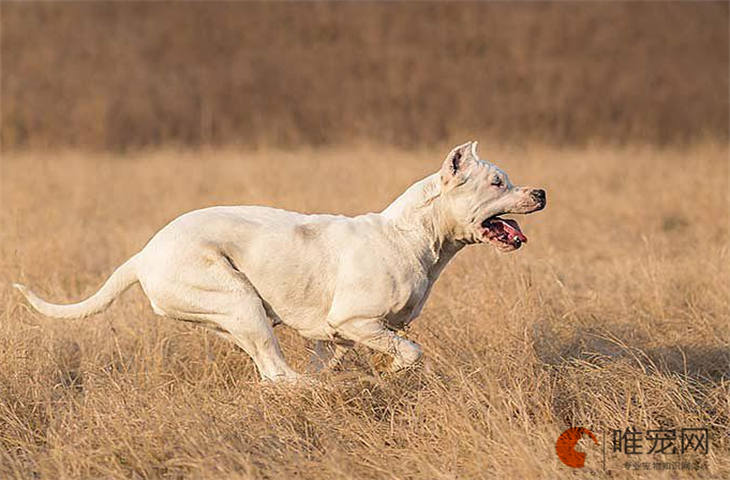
(1, 144), (728, 478)
(2, 2), (728, 150)
(1, 2), (728, 478)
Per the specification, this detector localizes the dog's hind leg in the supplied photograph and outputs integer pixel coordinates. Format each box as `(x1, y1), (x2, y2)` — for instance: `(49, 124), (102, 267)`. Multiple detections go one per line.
(213, 298), (299, 383)
(142, 252), (299, 382)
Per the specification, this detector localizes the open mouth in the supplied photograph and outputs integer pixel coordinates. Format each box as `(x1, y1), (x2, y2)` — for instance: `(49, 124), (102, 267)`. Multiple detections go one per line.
(480, 216), (527, 251)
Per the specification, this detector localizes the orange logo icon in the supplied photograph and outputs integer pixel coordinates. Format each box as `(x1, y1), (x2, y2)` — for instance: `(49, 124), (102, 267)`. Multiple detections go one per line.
(555, 427), (598, 468)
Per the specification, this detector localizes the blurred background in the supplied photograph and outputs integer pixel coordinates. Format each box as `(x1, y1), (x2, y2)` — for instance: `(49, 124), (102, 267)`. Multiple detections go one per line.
(2, 1), (727, 151)
(1, 4), (729, 478)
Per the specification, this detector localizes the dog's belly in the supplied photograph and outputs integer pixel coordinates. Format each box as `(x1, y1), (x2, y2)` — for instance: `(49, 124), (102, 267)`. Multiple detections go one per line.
(140, 206), (340, 329)
(193, 207), (344, 335)
(225, 233), (338, 337)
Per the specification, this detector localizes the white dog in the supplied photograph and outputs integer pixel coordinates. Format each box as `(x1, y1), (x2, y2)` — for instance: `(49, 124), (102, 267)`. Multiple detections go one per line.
(15, 142), (545, 382)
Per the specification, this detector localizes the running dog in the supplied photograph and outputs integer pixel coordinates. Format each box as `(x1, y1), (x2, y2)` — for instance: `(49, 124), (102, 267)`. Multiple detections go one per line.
(15, 142), (546, 382)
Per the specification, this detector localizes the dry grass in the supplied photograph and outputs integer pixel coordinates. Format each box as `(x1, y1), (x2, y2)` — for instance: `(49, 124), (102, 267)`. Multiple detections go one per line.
(0, 144), (728, 479)
(3, 2), (728, 149)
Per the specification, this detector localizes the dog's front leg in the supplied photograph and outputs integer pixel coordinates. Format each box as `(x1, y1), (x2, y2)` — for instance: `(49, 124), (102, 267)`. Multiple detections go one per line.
(332, 317), (422, 372)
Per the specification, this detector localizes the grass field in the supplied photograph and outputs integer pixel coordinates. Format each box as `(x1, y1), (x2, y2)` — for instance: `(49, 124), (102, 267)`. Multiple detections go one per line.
(3, 2), (727, 149)
(1, 144), (728, 478)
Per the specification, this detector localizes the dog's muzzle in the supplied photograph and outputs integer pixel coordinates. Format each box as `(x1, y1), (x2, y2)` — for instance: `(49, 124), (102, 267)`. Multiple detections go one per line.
(480, 188), (546, 251)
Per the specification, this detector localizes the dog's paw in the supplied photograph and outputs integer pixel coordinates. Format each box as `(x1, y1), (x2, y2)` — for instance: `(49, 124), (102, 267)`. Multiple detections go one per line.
(369, 351), (394, 374)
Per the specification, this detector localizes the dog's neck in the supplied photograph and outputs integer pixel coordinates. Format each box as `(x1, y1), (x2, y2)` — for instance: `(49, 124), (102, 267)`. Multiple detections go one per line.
(380, 174), (465, 271)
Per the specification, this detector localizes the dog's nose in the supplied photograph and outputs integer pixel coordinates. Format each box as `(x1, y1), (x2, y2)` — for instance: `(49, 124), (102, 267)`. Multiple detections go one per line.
(531, 189), (546, 203)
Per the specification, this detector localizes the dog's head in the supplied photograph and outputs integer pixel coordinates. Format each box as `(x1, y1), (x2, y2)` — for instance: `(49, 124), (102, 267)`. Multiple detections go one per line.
(438, 141), (546, 251)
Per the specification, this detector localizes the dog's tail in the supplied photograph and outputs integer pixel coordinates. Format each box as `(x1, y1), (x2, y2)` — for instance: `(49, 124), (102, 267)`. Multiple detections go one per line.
(13, 255), (139, 319)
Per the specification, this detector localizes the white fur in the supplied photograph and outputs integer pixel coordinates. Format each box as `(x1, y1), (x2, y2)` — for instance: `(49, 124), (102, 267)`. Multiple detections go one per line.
(14, 142), (545, 382)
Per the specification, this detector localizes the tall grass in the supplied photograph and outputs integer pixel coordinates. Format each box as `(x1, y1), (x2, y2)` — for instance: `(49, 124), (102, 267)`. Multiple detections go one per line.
(2, 2), (727, 150)
(1, 144), (727, 478)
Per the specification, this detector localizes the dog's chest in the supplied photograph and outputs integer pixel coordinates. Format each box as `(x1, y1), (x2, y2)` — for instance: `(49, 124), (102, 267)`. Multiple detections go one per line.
(380, 244), (459, 331)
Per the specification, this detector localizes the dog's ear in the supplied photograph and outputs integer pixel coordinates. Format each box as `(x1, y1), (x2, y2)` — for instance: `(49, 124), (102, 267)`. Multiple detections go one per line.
(440, 141), (478, 189)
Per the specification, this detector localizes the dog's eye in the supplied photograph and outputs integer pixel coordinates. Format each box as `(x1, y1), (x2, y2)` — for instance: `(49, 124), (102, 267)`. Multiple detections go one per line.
(491, 177), (503, 187)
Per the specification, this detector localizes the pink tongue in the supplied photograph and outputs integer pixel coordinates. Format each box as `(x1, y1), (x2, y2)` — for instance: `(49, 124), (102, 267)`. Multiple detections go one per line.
(499, 218), (527, 243)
